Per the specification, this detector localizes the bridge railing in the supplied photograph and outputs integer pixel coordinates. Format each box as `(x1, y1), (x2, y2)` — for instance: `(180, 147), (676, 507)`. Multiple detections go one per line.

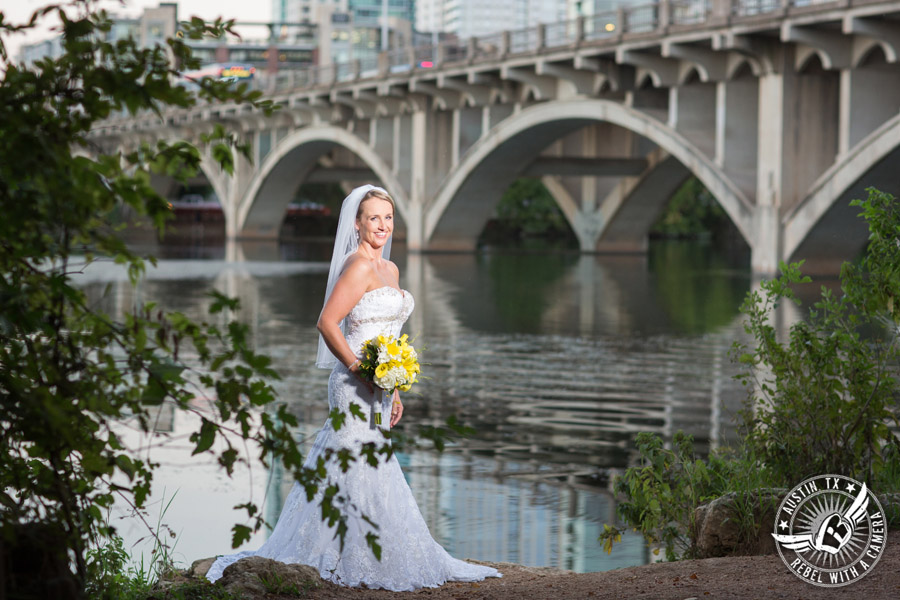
(249, 0), (846, 93)
(544, 18), (582, 47)
(470, 32), (505, 62)
(584, 11), (620, 40)
(672, 0), (712, 24)
(626, 2), (661, 32)
(509, 27), (541, 54)
(732, 0), (782, 16)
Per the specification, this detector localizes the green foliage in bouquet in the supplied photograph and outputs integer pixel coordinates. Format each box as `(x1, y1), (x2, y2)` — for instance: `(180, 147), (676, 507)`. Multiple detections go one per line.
(357, 333), (421, 394)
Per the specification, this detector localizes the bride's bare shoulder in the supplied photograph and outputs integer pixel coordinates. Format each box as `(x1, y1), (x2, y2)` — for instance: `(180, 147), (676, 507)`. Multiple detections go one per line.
(334, 255), (374, 291)
(341, 254), (374, 276)
(384, 260), (400, 278)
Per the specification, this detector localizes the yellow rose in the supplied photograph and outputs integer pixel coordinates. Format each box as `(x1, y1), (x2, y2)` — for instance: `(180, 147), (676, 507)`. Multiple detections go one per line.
(399, 383), (411, 392)
(375, 363), (389, 378)
(386, 342), (400, 356)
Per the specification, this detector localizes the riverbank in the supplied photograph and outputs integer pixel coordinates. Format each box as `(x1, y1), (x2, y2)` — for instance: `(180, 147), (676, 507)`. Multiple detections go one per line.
(172, 534), (900, 600)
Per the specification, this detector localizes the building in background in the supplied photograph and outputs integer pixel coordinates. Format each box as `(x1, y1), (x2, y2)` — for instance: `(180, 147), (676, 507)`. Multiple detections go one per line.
(18, 36), (65, 66)
(17, 3), (316, 74)
(139, 3), (179, 47)
(271, 0), (349, 27)
(348, 0), (415, 27)
(18, 0), (639, 68)
(416, 0), (567, 40)
(568, 0), (622, 19)
(314, 0), (415, 65)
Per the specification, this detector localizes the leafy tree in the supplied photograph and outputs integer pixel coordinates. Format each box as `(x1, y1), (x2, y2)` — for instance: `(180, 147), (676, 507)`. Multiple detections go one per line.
(602, 189), (900, 561)
(479, 178), (576, 246)
(651, 177), (729, 238)
(734, 189), (900, 484)
(0, 2), (401, 595)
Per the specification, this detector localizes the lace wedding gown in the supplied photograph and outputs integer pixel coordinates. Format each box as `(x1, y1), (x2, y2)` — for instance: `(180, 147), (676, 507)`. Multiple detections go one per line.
(206, 286), (501, 590)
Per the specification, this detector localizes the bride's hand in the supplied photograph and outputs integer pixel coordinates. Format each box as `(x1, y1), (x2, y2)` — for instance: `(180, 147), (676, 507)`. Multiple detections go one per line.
(390, 390), (403, 427)
(349, 360), (374, 393)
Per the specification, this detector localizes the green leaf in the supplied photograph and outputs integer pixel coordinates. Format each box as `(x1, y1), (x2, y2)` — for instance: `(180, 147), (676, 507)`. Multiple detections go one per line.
(329, 408), (346, 431)
(232, 524), (252, 548)
(349, 403), (365, 420)
(365, 532), (382, 561)
(191, 418), (216, 455)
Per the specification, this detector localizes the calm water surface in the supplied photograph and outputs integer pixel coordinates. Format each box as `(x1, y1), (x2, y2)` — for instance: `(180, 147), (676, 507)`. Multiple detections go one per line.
(79, 240), (752, 574)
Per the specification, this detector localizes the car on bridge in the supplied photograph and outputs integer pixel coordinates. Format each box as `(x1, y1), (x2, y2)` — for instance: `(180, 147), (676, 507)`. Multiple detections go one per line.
(179, 63), (257, 87)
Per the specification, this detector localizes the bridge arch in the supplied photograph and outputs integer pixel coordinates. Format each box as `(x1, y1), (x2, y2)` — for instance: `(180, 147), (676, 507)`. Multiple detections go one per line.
(236, 126), (409, 239)
(783, 111), (900, 268)
(853, 40), (896, 68)
(424, 99), (754, 250)
(198, 154), (229, 212)
(143, 146), (226, 211)
(726, 57), (761, 80)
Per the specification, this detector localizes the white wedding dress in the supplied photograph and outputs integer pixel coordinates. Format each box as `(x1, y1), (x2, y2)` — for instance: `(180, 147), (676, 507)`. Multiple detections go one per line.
(206, 286), (501, 590)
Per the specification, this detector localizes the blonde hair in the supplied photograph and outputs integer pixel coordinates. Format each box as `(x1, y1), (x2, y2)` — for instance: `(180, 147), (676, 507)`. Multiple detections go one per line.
(356, 188), (394, 218)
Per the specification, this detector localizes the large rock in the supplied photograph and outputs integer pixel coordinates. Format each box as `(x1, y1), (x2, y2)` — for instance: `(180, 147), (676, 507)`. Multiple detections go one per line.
(187, 556), (216, 579)
(694, 489), (899, 558)
(693, 489), (785, 558)
(217, 556), (322, 596)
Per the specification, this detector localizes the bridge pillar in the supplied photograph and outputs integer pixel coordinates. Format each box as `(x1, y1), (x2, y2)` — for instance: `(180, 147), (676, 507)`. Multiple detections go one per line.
(752, 68), (790, 274)
(541, 175), (603, 252)
(226, 150), (269, 240)
(407, 110), (427, 251)
(752, 46), (840, 273)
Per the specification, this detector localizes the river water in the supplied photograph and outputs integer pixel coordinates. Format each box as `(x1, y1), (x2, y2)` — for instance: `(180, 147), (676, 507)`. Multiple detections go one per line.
(77, 239), (752, 574)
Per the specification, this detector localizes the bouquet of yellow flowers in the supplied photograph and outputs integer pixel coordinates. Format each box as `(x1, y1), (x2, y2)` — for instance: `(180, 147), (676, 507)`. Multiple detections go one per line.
(358, 333), (421, 394)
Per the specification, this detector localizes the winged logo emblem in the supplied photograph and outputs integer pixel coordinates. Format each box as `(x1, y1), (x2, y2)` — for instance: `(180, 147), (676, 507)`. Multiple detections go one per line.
(772, 483), (869, 555)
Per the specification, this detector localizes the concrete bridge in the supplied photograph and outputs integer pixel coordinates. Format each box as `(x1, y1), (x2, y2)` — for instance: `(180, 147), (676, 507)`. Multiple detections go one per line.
(93, 0), (900, 273)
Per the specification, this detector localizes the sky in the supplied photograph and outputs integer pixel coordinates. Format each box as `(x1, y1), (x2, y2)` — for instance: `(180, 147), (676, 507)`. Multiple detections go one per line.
(2, 0), (273, 62)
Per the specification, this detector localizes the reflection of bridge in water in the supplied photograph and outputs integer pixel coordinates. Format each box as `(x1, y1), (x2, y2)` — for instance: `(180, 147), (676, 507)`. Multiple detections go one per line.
(79, 247), (749, 461)
(404, 251), (748, 463)
(96, 0), (900, 275)
(250, 249), (746, 569)
(78, 248), (745, 570)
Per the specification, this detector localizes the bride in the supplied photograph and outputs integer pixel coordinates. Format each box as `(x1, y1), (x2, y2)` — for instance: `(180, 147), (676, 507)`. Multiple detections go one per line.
(205, 185), (501, 590)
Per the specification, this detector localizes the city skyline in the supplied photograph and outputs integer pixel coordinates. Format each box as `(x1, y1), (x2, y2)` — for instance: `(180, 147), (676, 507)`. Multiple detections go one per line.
(3, 0), (626, 63)
(3, 0), (273, 63)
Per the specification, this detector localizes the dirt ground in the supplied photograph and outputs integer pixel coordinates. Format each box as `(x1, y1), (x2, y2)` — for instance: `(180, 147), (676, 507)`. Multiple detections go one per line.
(288, 532), (900, 600)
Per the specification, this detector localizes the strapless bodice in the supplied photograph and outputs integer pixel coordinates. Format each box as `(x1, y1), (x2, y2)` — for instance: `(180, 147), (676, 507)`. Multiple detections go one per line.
(344, 286), (414, 356)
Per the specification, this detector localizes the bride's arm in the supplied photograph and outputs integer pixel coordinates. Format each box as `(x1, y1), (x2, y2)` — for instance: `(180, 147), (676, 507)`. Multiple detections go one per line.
(390, 389), (403, 427)
(317, 260), (373, 385)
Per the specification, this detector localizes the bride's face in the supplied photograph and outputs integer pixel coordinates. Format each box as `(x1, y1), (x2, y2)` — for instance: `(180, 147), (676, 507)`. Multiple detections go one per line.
(356, 198), (394, 250)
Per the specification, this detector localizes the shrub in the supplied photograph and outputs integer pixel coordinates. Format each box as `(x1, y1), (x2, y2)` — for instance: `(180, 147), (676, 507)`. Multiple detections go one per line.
(603, 188), (900, 560)
(734, 189), (900, 484)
